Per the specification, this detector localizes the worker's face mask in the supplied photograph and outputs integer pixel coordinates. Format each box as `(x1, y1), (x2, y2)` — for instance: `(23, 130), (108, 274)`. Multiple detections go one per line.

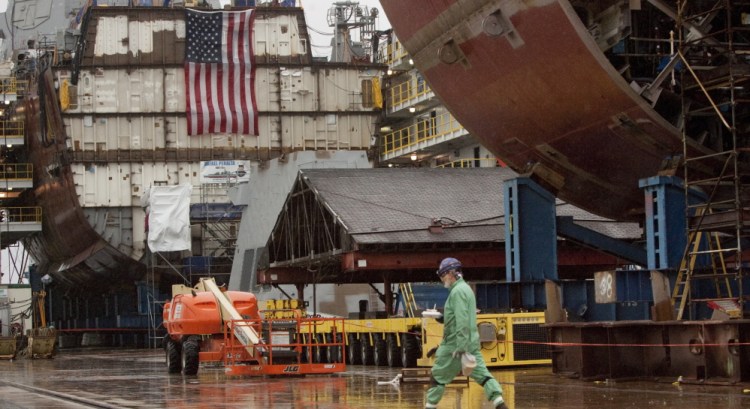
(440, 272), (452, 288)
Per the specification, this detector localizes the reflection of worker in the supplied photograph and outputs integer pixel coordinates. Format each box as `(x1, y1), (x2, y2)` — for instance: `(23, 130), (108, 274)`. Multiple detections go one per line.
(425, 257), (507, 409)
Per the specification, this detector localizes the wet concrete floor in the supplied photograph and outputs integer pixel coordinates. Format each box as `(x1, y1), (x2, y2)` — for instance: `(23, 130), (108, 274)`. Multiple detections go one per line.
(0, 349), (748, 408)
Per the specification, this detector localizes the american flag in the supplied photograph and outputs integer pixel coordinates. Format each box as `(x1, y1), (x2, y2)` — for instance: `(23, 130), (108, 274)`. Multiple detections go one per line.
(185, 9), (258, 136)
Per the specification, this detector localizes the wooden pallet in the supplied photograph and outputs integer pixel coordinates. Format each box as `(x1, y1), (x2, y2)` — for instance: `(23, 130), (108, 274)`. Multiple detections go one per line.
(400, 368), (468, 384)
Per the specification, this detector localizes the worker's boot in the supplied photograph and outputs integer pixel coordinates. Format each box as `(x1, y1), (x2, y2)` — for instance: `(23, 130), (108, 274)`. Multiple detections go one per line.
(493, 396), (508, 409)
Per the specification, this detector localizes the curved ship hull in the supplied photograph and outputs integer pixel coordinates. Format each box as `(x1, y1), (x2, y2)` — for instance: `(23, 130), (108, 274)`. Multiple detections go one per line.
(19, 68), (147, 289)
(380, 0), (726, 220)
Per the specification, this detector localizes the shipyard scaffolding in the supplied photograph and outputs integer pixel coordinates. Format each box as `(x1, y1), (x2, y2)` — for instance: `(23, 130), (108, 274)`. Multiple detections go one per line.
(674, 0), (750, 320)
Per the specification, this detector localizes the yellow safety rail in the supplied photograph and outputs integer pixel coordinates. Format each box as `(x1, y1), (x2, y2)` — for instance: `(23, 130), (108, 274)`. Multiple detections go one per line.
(388, 77), (432, 107)
(0, 163), (32, 179)
(437, 158), (502, 168)
(2, 207), (42, 223)
(0, 120), (24, 139)
(0, 77), (18, 94)
(381, 112), (464, 155)
(0, 77), (28, 98)
(376, 38), (409, 66)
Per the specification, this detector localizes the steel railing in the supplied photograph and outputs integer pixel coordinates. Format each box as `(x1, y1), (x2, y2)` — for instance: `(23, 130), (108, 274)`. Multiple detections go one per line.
(0, 163), (32, 179)
(437, 158), (502, 168)
(2, 207), (42, 223)
(381, 112), (465, 155)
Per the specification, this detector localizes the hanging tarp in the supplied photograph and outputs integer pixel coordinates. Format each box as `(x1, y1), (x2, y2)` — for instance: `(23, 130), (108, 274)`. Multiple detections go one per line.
(146, 185), (192, 252)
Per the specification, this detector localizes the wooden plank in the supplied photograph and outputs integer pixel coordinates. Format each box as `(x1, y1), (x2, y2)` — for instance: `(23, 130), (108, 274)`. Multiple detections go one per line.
(650, 270), (673, 321)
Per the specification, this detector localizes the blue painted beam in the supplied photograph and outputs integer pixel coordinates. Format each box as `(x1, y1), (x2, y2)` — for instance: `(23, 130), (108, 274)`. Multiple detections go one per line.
(556, 216), (647, 266)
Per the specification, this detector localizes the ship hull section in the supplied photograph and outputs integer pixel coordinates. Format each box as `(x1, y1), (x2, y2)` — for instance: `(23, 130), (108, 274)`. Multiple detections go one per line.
(381, 0), (706, 220)
(22, 70), (145, 288)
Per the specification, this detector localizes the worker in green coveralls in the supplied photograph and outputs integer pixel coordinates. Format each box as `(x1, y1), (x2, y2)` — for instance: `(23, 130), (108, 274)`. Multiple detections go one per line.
(425, 257), (508, 409)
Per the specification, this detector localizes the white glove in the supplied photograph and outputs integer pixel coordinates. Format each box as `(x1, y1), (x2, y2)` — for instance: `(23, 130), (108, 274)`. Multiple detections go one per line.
(461, 352), (477, 376)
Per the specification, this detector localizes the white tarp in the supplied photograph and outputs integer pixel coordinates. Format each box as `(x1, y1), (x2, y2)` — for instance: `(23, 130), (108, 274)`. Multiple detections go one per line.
(146, 185), (192, 252)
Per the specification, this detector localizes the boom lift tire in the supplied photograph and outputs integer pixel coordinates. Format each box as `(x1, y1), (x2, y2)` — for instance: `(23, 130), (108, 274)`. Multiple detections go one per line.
(347, 335), (362, 365)
(181, 336), (201, 375)
(401, 332), (420, 368)
(386, 334), (402, 367)
(165, 336), (182, 374)
(373, 334), (388, 366)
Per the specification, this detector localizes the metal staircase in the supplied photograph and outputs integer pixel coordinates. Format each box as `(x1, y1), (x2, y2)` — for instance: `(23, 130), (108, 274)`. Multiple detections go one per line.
(674, 0), (750, 319)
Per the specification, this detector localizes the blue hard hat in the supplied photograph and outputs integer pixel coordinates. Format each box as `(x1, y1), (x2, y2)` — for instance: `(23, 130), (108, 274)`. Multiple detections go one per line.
(437, 257), (462, 276)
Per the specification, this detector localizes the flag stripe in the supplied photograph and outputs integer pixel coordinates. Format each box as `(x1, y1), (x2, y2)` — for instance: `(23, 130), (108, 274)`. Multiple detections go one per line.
(237, 12), (249, 134)
(185, 9), (257, 136)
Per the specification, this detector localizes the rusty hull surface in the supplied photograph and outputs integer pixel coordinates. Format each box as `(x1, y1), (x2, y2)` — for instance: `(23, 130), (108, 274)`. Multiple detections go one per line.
(380, 0), (708, 221)
(21, 70), (145, 288)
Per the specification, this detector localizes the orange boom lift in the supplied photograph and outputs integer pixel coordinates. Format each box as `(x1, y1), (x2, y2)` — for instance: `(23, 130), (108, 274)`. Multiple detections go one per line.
(162, 277), (345, 376)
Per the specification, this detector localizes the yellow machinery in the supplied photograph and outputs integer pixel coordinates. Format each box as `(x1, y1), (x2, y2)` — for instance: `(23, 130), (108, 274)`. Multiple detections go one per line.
(24, 290), (57, 359)
(418, 312), (549, 367)
(268, 297), (551, 369)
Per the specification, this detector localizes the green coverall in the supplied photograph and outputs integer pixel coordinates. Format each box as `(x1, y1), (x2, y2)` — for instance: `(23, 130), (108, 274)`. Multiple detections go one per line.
(426, 277), (503, 407)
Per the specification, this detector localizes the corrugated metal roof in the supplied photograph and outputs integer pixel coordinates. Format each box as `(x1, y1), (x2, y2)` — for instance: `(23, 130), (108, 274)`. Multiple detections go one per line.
(298, 168), (641, 246)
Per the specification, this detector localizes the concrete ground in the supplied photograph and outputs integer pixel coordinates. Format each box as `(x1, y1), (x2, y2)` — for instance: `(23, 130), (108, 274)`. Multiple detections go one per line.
(0, 349), (747, 408)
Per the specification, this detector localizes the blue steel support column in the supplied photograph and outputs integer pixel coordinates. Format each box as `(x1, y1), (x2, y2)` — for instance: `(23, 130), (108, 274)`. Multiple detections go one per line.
(503, 177), (557, 308)
(639, 176), (705, 270)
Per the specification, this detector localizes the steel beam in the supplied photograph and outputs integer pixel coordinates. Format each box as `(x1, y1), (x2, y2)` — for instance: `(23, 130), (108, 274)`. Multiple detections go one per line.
(341, 249), (503, 272)
(557, 216), (646, 266)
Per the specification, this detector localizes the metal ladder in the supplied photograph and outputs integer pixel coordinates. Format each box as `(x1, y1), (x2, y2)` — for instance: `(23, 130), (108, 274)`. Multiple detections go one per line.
(671, 207), (737, 319)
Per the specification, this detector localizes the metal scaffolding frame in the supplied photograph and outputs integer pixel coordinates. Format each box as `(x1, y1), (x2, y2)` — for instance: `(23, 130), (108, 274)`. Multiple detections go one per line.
(675, 0), (750, 319)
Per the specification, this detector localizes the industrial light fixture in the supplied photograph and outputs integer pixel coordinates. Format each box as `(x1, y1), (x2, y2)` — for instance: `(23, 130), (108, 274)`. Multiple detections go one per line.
(410, 153), (417, 161)
(409, 107), (416, 113)
(409, 58), (414, 65)
(387, 69), (393, 75)
(380, 126), (392, 132)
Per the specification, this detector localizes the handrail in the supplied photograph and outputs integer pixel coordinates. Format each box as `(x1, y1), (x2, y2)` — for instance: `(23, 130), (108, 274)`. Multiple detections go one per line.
(0, 120), (24, 139)
(388, 76), (432, 107)
(437, 158), (502, 168)
(376, 38), (409, 66)
(0, 163), (33, 179)
(381, 111), (465, 155)
(0, 77), (19, 94)
(1, 207), (42, 223)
